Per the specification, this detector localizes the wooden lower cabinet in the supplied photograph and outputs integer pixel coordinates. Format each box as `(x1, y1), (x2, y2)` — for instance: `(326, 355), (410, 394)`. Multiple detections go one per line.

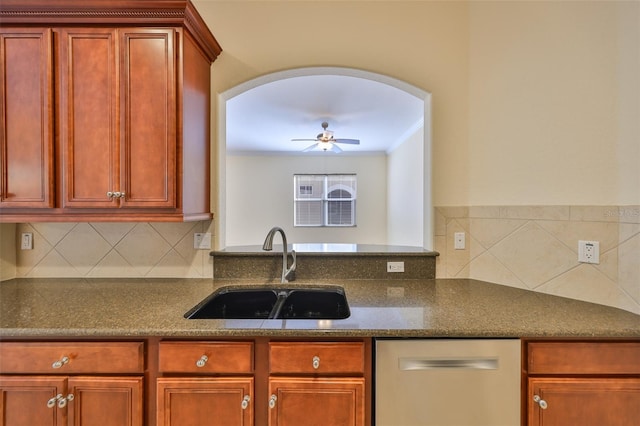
(0, 376), (64, 425)
(528, 377), (640, 426)
(157, 377), (253, 426)
(155, 339), (370, 426)
(0, 341), (144, 426)
(268, 377), (365, 426)
(0, 375), (143, 426)
(267, 341), (367, 426)
(524, 340), (640, 426)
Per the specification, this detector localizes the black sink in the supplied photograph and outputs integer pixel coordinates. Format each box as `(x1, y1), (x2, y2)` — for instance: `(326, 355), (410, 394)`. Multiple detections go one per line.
(278, 289), (350, 319)
(185, 286), (350, 320)
(185, 288), (278, 319)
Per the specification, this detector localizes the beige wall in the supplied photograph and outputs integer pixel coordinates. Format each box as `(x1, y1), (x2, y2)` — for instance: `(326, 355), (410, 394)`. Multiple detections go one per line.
(0, 224), (16, 280)
(468, 0), (639, 205)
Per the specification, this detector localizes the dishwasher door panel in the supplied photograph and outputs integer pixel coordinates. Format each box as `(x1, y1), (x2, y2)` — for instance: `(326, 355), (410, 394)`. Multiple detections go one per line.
(375, 339), (520, 426)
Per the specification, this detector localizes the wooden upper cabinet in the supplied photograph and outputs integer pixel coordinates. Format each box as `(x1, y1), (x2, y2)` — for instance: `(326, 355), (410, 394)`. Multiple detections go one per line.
(59, 28), (177, 210)
(0, 28), (54, 208)
(59, 28), (119, 209)
(120, 28), (176, 209)
(0, 0), (222, 222)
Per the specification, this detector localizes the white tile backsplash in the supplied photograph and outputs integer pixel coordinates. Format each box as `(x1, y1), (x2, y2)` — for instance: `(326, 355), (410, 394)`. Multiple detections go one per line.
(15, 220), (213, 279)
(435, 205), (640, 314)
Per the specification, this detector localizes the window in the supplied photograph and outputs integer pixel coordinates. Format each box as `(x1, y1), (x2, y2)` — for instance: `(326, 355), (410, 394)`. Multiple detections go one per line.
(294, 174), (356, 227)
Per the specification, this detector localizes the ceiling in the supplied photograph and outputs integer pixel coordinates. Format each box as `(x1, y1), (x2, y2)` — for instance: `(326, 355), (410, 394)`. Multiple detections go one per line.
(225, 74), (424, 154)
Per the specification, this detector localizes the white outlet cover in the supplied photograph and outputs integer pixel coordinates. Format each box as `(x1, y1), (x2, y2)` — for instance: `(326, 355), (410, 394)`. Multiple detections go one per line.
(387, 261), (405, 272)
(578, 240), (600, 264)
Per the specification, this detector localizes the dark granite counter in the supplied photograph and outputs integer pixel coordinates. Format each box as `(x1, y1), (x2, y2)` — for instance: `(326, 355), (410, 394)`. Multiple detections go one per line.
(1, 278), (639, 338)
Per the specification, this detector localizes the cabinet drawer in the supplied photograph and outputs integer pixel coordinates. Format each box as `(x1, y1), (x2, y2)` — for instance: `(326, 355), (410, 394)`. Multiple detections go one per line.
(269, 342), (365, 374)
(159, 341), (253, 374)
(528, 342), (640, 375)
(0, 341), (144, 374)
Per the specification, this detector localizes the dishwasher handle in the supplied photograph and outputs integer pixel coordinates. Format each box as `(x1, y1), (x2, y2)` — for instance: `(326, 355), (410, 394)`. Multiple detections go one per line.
(399, 357), (499, 370)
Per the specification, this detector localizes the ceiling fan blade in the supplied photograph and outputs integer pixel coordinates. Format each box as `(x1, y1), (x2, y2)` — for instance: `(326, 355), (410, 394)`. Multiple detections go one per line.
(333, 138), (360, 145)
(302, 143), (318, 152)
(292, 138), (318, 142)
(330, 143), (343, 153)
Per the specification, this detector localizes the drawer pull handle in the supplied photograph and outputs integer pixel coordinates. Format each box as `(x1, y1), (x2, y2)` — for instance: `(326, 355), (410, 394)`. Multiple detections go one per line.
(47, 394), (63, 408)
(269, 394), (277, 409)
(106, 191), (125, 199)
(533, 395), (548, 410)
(312, 355), (320, 369)
(52, 356), (69, 369)
(241, 395), (250, 409)
(196, 355), (208, 367)
(58, 393), (74, 408)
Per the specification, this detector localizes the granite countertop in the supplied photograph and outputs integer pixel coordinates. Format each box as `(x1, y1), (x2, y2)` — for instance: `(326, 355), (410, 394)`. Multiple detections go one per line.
(1, 278), (639, 338)
(214, 244), (439, 256)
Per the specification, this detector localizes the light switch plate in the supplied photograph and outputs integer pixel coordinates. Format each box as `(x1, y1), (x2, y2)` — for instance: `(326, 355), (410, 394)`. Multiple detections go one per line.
(454, 232), (465, 250)
(21, 232), (33, 250)
(194, 233), (212, 250)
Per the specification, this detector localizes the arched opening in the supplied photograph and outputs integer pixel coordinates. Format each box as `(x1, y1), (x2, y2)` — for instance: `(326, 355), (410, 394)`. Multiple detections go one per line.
(216, 67), (432, 251)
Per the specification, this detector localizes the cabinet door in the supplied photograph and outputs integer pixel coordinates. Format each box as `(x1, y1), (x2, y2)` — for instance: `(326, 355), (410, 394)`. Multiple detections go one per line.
(157, 377), (253, 426)
(59, 28), (119, 208)
(268, 377), (365, 426)
(67, 376), (143, 426)
(0, 28), (54, 208)
(528, 377), (640, 426)
(0, 376), (65, 426)
(120, 29), (176, 209)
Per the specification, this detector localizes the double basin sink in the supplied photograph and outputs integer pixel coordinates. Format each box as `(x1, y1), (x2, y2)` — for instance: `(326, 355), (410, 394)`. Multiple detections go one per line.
(185, 286), (350, 320)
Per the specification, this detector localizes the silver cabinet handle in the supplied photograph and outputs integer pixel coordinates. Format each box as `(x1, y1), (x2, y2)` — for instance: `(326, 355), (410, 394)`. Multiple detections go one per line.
(106, 191), (125, 199)
(241, 394), (250, 410)
(57, 393), (74, 408)
(533, 395), (548, 409)
(269, 394), (277, 409)
(312, 355), (320, 369)
(47, 394), (63, 408)
(196, 355), (208, 368)
(52, 356), (69, 369)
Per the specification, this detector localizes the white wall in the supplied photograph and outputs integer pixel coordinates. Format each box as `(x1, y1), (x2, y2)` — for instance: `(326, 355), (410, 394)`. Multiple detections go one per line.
(226, 154), (387, 246)
(387, 127), (424, 246)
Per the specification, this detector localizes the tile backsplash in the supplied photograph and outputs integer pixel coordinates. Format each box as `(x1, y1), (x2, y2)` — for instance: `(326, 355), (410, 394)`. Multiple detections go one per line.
(8, 205), (640, 315)
(15, 221), (213, 278)
(434, 206), (640, 314)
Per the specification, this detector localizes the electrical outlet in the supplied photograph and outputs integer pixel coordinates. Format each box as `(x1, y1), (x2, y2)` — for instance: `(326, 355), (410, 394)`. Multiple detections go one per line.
(454, 232), (465, 250)
(578, 240), (599, 264)
(21, 232), (33, 250)
(387, 261), (405, 272)
(193, 233), (212, 250)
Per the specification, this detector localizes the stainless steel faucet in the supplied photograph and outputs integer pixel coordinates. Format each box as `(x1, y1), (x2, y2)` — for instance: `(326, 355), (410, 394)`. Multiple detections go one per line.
(262, 226), (296, 283)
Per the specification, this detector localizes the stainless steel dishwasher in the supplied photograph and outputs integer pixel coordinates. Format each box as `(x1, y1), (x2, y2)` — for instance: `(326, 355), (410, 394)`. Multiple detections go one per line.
(375, 338), (520, 426)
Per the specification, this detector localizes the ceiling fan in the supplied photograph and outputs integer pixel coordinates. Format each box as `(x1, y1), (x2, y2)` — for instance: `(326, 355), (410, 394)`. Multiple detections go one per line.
(292, 121), (360, 153)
